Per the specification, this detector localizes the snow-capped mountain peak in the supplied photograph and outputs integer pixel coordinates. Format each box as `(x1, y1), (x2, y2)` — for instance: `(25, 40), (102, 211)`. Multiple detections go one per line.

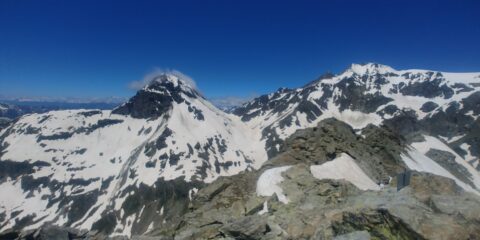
(0, 74), (268, 236)
(233, 63), (480, 161)
(346, 62), (396, 75)
(145, 73), (199, 96)
(112, 73), (203, 119)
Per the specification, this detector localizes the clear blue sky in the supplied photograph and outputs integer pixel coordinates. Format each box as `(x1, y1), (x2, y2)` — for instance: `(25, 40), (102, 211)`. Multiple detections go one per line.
(1, 0), (479, 100)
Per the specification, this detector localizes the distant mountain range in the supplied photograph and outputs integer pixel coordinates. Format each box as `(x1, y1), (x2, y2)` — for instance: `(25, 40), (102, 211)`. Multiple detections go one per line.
(0, 100), (122, 119)
(0, 96), (248, 122)
(1, 63), (479, 239)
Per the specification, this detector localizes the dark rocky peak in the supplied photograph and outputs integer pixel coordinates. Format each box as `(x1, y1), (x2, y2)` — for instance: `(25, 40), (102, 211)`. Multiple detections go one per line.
(113, 73), (203, 119)
(144, 74), (201, 99)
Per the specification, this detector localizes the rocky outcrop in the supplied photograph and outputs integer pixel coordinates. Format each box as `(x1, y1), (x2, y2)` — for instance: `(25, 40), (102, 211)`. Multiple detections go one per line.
(136, 119), (480, 240)
(142, 166), (480, 240)
(268, 118), (406, 183)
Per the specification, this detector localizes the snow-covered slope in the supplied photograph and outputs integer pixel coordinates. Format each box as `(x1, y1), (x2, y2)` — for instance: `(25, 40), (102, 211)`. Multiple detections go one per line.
(233, 63), (480, 167)
(0, 73), (266, 236)
(402, 135), (480, 194)
(1, 63), (480, 237)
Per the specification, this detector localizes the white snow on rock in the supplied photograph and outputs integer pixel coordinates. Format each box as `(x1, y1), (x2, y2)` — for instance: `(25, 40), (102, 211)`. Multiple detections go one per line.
(401, 135), (480, 195)
(310, 153), (380, 191)
(241, 63), (480, 142)
(256, 166), (292, 204)
(460, 143), (479, 168)
(258, 201), (268, 215)
(189, 187), (199, 200)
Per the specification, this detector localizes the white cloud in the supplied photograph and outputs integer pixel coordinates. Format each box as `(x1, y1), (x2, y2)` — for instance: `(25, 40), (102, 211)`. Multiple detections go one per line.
(128, 68), (197, 90)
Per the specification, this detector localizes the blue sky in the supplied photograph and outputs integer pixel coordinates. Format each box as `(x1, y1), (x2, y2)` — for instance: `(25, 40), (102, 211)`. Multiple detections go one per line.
(1, 0), (479, 101)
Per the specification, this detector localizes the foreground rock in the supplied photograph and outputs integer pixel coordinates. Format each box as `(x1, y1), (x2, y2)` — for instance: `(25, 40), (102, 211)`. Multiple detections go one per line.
(142, 167), (480, 240)
(138, 119), (480, 240)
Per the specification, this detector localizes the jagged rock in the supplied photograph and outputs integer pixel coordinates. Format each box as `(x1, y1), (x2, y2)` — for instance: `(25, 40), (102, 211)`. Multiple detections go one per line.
(267, 118), (406, 184)
(220, 215), (269, 239)
(331, 208), (426, 240)
(146, 165), (480, 240)
(0, 225), (89, 240)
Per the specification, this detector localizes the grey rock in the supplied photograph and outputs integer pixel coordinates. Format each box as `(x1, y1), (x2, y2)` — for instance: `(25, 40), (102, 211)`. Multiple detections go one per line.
(220, 215), (269, 239)
(333, 231), (371, 240)
(426, 148), (475, 188)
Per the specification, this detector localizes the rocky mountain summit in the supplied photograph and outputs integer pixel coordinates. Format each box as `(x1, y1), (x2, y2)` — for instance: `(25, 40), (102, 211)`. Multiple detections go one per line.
(0, 63), (479, 239)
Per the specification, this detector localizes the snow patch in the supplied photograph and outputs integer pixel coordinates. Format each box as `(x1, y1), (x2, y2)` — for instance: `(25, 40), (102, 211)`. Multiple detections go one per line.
(310, 153), (380, 191)
(256, 166), (292, 204)
(189, 187), (199, 200)
(258, 201), (268, 215)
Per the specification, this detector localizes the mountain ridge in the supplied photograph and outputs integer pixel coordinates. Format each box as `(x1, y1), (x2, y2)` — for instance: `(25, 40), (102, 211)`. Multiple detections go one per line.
(1, 63), (479, 238)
